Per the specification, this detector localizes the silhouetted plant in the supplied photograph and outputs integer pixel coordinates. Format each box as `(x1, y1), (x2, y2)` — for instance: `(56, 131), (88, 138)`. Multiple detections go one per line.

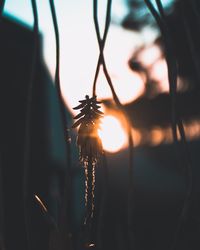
(72, 95), (103, 247)
(72, 95), (103, 163)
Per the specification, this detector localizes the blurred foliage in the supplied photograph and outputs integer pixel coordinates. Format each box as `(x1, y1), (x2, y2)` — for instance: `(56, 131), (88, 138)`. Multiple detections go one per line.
(122, 0), (175, 30)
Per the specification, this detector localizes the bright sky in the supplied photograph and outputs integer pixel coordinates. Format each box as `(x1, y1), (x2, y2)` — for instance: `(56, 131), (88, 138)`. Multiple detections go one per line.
(3, 0), (173, 110)
(3, 0), (152, 111)
(3, 0), (164, 152)
(3, 0), (158, 153)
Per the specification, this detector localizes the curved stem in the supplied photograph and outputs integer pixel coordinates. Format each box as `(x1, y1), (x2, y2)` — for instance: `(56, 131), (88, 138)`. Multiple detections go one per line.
(49, 0), (72, 233)
(144, 0), (178, 142)
(92, 0), (112, 97)
(49, 0), (71, 159)
(155, 0), (165, 19)
(93, 1), (135, 249)
(144, 1), (193, 249)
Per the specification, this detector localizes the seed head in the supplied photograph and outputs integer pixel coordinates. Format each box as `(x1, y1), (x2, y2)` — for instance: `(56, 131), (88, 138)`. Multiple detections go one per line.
(72, 95), (103, 163)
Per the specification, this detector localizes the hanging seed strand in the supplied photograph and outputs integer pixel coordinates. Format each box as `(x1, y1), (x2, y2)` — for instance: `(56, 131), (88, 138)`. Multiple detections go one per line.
(72, 95), (103, 233)
(84, 160), (96, 226)
(91, 161), (96, 219)
(84, 161), (89, 209)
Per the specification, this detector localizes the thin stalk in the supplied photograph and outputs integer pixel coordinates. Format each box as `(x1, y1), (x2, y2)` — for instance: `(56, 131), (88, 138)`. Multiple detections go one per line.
(170, 118), (193, 250)
(92, 1), (135, 249)
(48, 0), (72, 162)
(0, 1), (6, 249)
(101, 57), (122, 107)
(144, 1), (193, 249)
(93, 0), (122, 106)
(155, 0), (193, 219)
(49, 0), (72, 235)
(23, 0), (38, 249)
(155, 0), (165, 19)
(181, 1), (200, 84)
(144, 0), (178, 142)
(92, 0), (112, 97)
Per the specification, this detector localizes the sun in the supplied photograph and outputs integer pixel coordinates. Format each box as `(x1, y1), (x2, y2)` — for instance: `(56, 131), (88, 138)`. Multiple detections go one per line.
(98, 115), (127, 153)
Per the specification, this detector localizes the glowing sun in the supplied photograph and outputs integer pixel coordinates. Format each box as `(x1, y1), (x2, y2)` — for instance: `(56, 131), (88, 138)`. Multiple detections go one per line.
(98, 115), (127, 153)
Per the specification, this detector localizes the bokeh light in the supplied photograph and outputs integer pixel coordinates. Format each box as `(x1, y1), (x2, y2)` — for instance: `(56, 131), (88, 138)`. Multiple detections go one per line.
(98, 115), (127, 153)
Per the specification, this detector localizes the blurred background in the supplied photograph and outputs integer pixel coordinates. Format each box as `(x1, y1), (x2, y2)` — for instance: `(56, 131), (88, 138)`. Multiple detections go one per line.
(1, 0), (200, 250)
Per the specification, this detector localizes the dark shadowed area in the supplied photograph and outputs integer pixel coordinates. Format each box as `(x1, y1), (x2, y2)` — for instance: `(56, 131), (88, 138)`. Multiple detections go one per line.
(1, 0), (200, 250)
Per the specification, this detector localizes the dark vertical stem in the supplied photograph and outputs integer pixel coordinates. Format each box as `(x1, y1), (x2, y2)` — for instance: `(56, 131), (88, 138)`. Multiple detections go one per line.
(92, 1), (135, 249)
(49, 0), (71, 155)
(49, 0), (72, 233)
(144, 1), (193, 249)
(0, 1), (6, 249)
(0, 0), (5, 17)
(49, 0), (72, 166)
(155, 0), (193, 227)
(181, 1), (200, 84)
(102, 0), (112, 45)
(92, 0), (102, 97)
(93, 0), (123, 105)
(93, 0), (101, 47)
(144, 0), (178, 143)
(101, 57), (122, 107)
(92, 0), (112, 97)
(170, 119), (193, 250)
(155, 0), (165, 19)
(0, 2), (6, 249)
(23, 0), (38, 249)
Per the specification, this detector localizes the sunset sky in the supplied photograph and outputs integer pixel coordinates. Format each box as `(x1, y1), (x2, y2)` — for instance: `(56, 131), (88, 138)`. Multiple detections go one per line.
(3, 0), (171, 152)
(3, 0), (156, 109)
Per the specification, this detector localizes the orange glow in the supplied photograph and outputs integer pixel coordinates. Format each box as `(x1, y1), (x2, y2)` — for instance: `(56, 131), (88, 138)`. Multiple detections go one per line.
(98, 115), (127, 153)
(131, 128), (142, 146)
(150, 128), (165, 145)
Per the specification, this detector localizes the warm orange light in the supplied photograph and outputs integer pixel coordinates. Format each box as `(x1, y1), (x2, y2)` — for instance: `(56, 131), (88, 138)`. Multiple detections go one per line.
(98, 115), (127, 153)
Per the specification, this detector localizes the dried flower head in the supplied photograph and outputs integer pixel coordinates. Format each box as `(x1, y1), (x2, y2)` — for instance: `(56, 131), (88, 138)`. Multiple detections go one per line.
(72, 95), (103, 163)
